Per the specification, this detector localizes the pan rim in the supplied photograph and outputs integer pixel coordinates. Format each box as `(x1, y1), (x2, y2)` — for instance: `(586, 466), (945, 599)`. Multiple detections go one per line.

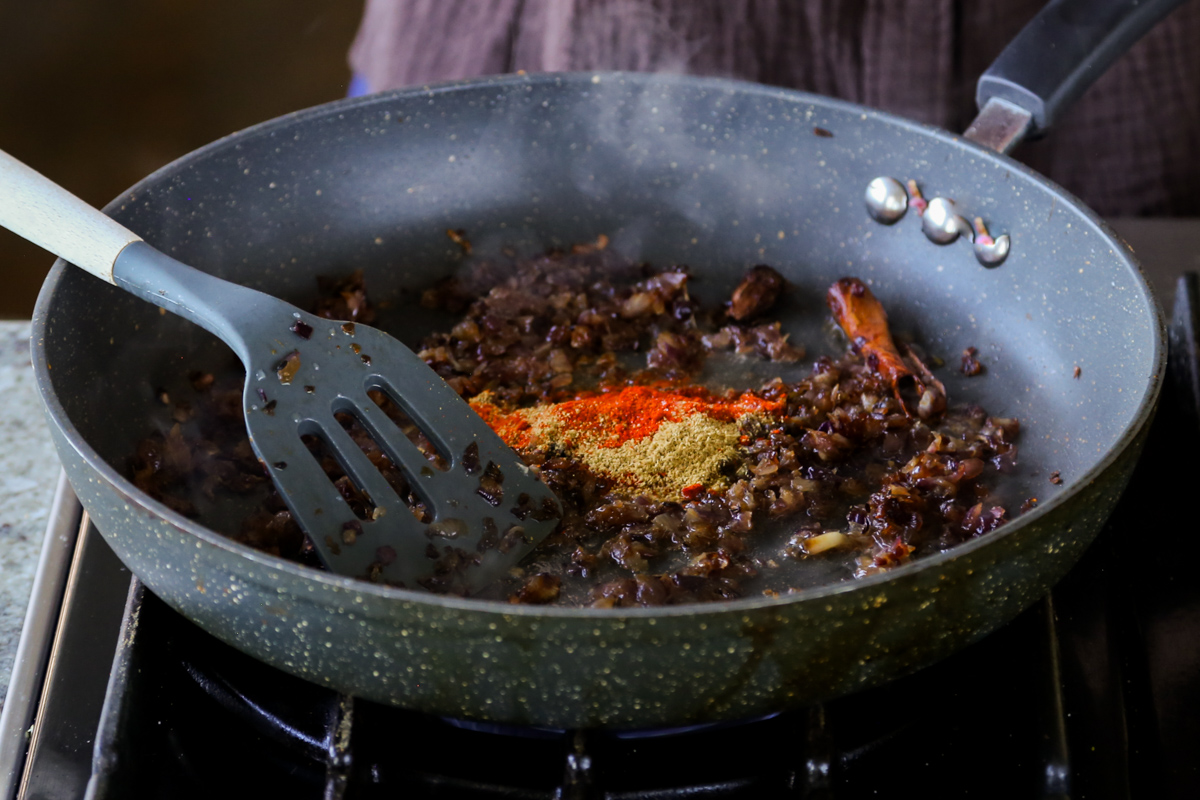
(32, 70), (1167, 619)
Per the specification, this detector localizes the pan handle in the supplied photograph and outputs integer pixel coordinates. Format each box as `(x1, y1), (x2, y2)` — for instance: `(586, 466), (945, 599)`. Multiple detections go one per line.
(965, 0), (1188, 153)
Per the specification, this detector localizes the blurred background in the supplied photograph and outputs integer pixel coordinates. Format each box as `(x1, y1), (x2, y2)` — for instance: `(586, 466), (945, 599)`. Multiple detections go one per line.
(0, 0), (364, 318)
(3, 1), (1196, 319)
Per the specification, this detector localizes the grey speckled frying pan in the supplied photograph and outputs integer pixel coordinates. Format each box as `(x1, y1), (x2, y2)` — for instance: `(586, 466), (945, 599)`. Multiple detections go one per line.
(30, 0), (1174, 728)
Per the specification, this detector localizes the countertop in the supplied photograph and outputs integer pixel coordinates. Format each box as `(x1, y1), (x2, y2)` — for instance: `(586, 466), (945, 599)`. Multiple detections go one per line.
(0, 322), (60, 711)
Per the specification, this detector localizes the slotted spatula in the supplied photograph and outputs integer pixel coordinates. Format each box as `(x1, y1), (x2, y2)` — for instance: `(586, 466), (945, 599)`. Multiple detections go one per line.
(1, 148), (561, 594)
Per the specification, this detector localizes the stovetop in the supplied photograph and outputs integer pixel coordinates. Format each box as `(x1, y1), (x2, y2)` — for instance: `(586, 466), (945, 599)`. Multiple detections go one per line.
(4, 220), (1200, 799)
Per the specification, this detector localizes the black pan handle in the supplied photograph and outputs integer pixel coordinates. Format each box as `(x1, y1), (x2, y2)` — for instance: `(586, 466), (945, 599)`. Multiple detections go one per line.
(967, 0), (1188, 152)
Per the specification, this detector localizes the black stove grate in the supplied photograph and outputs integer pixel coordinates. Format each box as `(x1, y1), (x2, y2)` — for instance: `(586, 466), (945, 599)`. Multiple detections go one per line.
(86, 575), (1125, 799)
(91, 585), (1075, 799)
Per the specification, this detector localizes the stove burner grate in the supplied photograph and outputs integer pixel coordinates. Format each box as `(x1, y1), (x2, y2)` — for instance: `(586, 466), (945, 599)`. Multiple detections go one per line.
(90, 580), (1086, 799)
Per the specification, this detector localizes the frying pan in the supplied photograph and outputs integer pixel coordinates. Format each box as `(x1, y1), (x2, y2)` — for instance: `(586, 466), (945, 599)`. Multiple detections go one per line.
(31, 0), (1170, 728)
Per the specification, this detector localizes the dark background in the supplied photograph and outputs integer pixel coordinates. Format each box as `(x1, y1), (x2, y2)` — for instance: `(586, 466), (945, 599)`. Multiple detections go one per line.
(0, 0), (364, 318)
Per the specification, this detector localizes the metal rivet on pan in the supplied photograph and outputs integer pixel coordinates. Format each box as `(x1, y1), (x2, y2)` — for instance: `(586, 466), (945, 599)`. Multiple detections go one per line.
(972, 217), (1010, 267)
(921, 197), (974, 244)
(865, 177), (908, 224)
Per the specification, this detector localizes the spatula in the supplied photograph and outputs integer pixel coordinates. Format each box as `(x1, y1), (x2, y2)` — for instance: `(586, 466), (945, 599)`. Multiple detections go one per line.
(0, 148), (561, 594)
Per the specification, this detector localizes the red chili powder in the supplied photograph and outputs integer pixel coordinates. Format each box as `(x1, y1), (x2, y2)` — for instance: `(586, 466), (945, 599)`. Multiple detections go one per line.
(471, 401), (536, 448)
(472, 386), (784, 451)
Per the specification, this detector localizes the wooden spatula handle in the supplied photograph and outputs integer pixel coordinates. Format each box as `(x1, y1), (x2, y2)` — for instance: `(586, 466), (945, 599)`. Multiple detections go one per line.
(0, 147), (141, 284)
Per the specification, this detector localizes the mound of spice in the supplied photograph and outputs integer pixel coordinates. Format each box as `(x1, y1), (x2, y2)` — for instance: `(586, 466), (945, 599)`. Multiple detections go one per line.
(470, 386), (784, 501)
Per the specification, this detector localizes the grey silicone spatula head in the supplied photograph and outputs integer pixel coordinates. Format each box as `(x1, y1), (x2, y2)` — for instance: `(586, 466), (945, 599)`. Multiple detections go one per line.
(113, 242), (562, 594)
(0, 145), (560, 595)
(249, 317), (562, 592)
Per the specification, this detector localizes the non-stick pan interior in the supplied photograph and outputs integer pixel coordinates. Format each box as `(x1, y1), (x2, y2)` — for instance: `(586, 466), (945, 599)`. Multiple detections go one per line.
(38, 73), (1159, 587)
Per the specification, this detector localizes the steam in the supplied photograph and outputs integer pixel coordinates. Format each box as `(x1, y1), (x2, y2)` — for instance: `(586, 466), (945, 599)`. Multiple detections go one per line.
(560, 1), (705, 75)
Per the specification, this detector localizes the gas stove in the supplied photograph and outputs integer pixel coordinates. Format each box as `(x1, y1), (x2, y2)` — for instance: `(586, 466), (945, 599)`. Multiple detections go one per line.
(4, 220), (1199, 799)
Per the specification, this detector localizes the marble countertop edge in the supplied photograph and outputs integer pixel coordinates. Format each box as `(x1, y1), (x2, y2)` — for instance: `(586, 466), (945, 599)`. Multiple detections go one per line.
(0, 321), (63, 710)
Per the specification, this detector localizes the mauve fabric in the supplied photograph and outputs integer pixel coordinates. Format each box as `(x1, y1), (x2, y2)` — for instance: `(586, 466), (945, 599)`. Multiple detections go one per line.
(349, 0), (1200, 216)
